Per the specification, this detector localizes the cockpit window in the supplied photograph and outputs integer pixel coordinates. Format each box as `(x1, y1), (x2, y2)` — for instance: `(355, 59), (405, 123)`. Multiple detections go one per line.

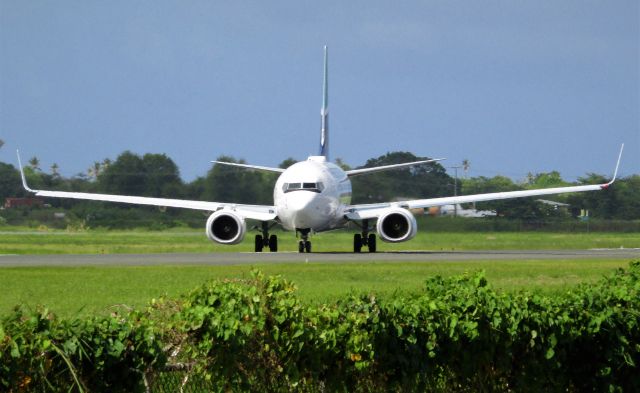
(283, 182), (324, 193)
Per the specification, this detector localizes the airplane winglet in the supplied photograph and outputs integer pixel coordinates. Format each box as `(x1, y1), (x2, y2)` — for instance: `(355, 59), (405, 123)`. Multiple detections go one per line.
(16, 150), (36, 193)
(602, 143), (624, 188)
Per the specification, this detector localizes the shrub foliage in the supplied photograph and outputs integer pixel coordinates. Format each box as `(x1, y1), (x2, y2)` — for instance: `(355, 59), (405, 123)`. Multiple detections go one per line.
(2, 262), (639, 392)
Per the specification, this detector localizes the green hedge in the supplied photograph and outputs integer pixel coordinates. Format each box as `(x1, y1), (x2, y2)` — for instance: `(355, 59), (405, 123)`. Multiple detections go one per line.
(2, 263), (639, 392)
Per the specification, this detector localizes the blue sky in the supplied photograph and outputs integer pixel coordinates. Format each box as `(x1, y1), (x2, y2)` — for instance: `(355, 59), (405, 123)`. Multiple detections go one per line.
(1, 1), (638, 182)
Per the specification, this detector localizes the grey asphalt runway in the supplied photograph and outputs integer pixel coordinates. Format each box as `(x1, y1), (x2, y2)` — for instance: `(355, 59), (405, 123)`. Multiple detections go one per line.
(0, 248), (638, 267)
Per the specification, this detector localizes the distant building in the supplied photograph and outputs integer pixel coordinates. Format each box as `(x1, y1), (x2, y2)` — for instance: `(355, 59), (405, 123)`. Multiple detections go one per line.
(536, 199), (570, 210)
(4, 197), (44, 209)
(428, 204), (496, 218)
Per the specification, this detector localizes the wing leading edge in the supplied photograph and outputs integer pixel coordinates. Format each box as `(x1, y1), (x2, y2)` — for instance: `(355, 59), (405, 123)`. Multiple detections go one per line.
(346, 144), (624, 221)
(17, 151), (277, 222)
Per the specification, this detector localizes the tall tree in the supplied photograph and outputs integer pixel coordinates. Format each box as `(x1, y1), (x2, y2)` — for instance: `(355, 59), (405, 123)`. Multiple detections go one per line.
(0, 163), (24, 200)
(279, 158), (297, 169)
(0, 139), (4, 150)
(350, 151), (451, 204)
(462, 159), (470, 178)
(141, 153), (182, 197)
(28, 157), (41, 172)
(98, 151), (146, 195)
(87, 162), (103, 180)
(50, 163), (60, 177)
(204, 155), (275, 204)
(528, 171), (568, 189)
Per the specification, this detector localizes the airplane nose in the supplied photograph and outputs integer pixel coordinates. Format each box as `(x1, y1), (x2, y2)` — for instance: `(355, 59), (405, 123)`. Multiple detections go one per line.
(287, 192), (316, 212)
(286, 192), (320, 228)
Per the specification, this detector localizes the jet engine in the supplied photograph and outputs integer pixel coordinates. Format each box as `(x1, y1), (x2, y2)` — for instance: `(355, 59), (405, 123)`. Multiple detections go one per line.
(376, 208), (418, 243)
(205, 210), (247, 245)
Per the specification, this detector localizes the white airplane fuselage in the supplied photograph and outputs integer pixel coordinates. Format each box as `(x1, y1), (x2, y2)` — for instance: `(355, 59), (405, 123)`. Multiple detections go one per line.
(274, 156), (351, 232)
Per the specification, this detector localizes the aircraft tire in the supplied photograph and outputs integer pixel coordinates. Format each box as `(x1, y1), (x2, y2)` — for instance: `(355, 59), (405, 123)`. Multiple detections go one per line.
(305, 241), (312, 253)
(354, 234), (362, 253)
(269, 235), (278, 252)
(368, 234), (377, 253)
(298, 241), (305, 253)
(255, 235), (263, 252)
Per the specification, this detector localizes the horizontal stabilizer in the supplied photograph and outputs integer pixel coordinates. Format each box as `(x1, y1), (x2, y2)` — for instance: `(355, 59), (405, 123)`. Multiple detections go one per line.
(211, 161), (285, 173)
(345, 158), (445, 177)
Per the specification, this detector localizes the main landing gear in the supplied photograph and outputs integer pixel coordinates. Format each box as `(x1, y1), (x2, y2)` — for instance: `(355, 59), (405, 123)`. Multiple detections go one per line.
(255, 221), (278, 252)
(353, 219), (376, 253)
(297, 228), (312, 253)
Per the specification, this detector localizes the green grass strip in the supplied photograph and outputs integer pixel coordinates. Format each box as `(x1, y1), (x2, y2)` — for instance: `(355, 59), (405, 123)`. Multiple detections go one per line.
(0, 259), (629, 318)
(0, 228), (638, 254)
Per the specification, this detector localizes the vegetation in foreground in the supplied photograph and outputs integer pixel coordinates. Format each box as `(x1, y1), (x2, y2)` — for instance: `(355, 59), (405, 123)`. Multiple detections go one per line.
(1, 263), (638, 392)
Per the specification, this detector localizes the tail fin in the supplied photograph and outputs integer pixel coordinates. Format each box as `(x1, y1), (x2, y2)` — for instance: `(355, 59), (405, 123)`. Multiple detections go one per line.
(319, 46), (329, 159)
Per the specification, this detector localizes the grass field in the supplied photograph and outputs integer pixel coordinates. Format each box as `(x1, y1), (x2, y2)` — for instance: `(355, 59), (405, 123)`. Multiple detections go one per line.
(1, 227), (639, 254)
(1, 227), (638, 318)
(0, 259), (634, 318)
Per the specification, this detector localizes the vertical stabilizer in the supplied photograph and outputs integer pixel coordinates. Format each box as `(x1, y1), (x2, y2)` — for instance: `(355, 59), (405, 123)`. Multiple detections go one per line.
(319, 46), (329, 159)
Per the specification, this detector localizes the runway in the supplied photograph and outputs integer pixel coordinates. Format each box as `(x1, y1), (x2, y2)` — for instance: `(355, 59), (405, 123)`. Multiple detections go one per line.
(0, 248), (638, 267)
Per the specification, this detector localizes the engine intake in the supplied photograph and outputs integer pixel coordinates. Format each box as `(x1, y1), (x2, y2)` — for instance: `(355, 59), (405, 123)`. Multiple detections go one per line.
(376, 208), (418, 243)
(206, 211), (247, 245)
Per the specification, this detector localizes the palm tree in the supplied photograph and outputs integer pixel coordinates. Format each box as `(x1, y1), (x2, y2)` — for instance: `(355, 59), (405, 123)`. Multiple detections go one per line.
(87, 161), (102, 180)
(462, 159), (470, 178)
(29, 156), (41, 171)
(51, 163), (60, 177)
(526, 172), (535, 185)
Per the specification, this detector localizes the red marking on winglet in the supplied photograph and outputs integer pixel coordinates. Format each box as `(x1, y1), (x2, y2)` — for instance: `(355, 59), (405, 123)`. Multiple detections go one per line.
(600, 184), (610, 190)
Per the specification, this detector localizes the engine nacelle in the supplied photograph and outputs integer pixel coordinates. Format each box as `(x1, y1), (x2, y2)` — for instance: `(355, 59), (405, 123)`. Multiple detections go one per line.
(205, 210), (247, 245)
(376, 208), (418, 243)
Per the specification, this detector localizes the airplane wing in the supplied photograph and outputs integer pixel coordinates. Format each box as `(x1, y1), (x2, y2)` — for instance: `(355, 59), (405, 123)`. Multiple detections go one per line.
(17, 152), (277, 222)
(345, 145), (624, 221)
(345, 158), (445, 177)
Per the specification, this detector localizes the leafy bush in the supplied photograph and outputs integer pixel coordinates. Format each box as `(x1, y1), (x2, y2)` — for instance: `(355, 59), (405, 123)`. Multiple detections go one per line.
(0, 307), (165, 392)
(2, 263), (639, 392)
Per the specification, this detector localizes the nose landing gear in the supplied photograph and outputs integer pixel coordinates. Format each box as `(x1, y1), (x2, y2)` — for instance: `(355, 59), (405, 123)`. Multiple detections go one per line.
(297, 228), (312, 253)
(298, 240), (311, 253)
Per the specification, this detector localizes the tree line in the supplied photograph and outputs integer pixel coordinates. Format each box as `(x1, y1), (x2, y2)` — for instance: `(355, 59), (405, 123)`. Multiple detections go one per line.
(0, 148), (638, 225)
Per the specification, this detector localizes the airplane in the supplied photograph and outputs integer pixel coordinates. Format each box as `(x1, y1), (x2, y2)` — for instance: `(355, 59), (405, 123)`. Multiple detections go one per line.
(17, 47), (624, 253)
